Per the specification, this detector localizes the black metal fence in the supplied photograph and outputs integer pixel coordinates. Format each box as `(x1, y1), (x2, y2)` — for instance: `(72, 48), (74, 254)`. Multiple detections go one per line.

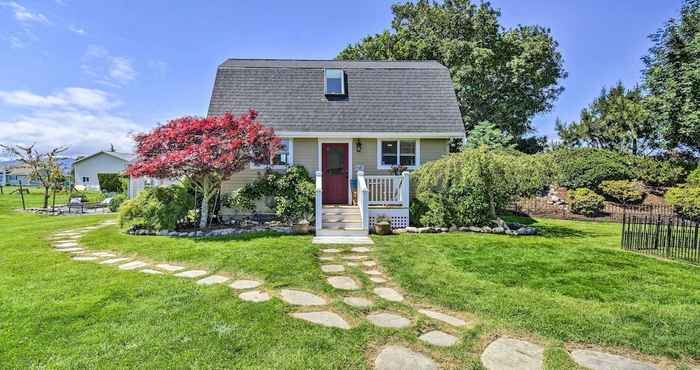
(622, 213), (700, 264)
(506, 197), (676, 223)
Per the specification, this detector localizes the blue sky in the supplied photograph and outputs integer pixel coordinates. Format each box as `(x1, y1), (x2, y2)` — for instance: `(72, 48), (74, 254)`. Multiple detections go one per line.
(0, 0), (685, 157)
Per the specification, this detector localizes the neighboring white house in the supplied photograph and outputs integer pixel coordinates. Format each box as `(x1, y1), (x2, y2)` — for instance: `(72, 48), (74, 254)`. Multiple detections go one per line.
(127, 176), (177, 198)
(73, 151), (135, 190)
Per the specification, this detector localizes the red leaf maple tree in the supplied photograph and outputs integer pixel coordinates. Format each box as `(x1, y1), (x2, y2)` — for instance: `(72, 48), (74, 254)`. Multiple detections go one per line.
(127, 110), (279, 228)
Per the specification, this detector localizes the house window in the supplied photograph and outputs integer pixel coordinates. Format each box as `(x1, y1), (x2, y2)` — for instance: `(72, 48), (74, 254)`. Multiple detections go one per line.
(252, 139), (293, 169)
(82, 176), (90, 183)
(324, 69), (345, 95)
(378, 139), (420, 169)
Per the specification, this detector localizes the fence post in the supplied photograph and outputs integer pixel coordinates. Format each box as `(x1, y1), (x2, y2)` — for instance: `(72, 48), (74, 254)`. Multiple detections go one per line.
(694, 223), (699, 263)
(665, 218), (673, 258)
(653, 215), (661, 250)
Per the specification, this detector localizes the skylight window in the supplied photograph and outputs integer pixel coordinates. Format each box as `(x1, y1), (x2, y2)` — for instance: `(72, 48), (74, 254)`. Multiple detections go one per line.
(324, 69), (345, 95)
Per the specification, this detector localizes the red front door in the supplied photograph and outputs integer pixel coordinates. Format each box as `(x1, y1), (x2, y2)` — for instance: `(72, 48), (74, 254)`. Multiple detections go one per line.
(322, 143), (348, 204)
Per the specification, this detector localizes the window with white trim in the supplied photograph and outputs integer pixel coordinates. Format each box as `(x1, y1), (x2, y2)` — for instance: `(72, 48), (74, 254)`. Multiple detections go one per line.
(324, 69), (345, 95)
(378, 139), (419, 169)
(252, 139), (293, 169)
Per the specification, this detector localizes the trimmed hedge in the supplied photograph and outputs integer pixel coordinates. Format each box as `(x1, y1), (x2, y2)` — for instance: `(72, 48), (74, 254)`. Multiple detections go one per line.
(118, 184), (194, 230)
(549, 148), (634, 189)
(666, 186), (700, 221)
(97, 173), (126, 193)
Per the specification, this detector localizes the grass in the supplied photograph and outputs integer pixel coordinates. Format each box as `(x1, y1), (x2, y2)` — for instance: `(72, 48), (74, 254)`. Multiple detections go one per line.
(1, 187), (698, 368)
(373, 216), (700, 363)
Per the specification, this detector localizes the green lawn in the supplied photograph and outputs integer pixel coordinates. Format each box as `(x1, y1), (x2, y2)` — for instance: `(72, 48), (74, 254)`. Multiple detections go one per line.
(374, 217), (700, 362)
(1, 187), (698, 368)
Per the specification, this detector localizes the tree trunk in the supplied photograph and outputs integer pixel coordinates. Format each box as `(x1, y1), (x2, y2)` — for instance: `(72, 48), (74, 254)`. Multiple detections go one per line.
(199, 194), (209, 229)
(43, 186), (49, 209)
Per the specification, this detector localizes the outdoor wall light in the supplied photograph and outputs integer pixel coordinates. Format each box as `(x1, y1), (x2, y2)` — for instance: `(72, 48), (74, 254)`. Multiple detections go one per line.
(356, 140), (362, 152)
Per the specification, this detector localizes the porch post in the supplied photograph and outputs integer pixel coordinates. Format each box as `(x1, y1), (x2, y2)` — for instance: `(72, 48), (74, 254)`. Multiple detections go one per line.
(401, 171), (410, 208)
(315, 171), (322, 232)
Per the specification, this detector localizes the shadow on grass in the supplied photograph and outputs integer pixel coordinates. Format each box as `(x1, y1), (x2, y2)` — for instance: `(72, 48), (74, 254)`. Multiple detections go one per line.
(501, 214), (594, 238)
(190, 231), (303, 243)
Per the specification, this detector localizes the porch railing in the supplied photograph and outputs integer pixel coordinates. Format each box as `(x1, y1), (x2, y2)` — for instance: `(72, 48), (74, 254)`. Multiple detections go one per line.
(365, 172), (410, 207)
(315, 171), (322, 230)
(357, 171), (369, 232)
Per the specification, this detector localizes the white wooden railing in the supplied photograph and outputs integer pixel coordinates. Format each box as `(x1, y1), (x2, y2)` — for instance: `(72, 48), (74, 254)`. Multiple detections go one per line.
(365, 171), (410, 207)
(357, 171), (369, 232)
(315, 171), (322, 231)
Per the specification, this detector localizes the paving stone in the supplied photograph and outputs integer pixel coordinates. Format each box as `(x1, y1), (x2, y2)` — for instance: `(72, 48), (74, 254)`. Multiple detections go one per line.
(91, 252), (117, 257)
(481, 337), (544, 370)
(196, 275), (230, 285)
(374, 287), (404, 302)
(118, 261), (148, 270)
(229, 280), (262, 290)
(370, 277), (388, 283)
(321, 248), (341, 253)
(54, 242), (79, 248)
(363, 270), (383, 276)
(419, 330), (460, 347)
(570, 349), (661, 370)
(366, 312), (411, 328)
(155, 263), (185, 272)
(374, 345), (437, 370)
(141, 269), (164, 275)
(418, 309), (467, 327)
(351, 247), (371, 253)
(280, 289), (327, 306)
(342, 255), (368, 261)
(313, 236), (374, 245)
(100, 257), (129, 265)
(290, 311), (351, 330)
(346, 262), (360, 267)
(362, 261), (377, 267)
(319, 256), (336, 261)
(56, 247), (83, 252)
(72, 256), (98, 261)
(321, 264), (345, 273)
(327, 276), (361, 290)
(343, 296), (373, 308)
(174, 270), (209, 278)
(239, 290), (271, 302)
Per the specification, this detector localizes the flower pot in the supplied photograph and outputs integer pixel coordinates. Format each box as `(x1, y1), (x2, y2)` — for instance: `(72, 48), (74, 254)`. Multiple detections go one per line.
(373, 222), (392, 235)
(293, 221), (311, 234)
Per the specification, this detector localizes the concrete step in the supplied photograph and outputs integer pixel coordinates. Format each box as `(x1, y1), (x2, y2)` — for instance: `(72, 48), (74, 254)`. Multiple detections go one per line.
(323, 215), (362, 223)
(316, 228), (368, 237)
(323, 222), (363, 229)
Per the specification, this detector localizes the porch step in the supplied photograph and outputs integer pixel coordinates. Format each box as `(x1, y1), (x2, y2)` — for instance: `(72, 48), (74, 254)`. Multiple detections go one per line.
(323, 215), (362, 223)
(316, 228), (368, 237)
(318, 205), (367, 236)
(323, 222), (363, 229)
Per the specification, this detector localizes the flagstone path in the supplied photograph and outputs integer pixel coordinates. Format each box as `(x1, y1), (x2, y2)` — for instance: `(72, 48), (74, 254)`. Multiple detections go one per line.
(47, 222), (676, 370)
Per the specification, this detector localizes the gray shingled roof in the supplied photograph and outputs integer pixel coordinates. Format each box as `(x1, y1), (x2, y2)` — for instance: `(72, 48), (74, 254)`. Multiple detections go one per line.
(207, 59), (464, 136)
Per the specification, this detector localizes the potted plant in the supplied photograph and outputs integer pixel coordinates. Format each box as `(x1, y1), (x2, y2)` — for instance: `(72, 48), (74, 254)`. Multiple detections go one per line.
(293, 219), (311, 234)
(373, 215), (392, 235)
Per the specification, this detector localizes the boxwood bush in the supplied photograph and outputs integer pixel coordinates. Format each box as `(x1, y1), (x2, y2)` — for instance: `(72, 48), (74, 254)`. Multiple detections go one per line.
(568, 188), (605, 217)
(119, 184), (194, 230)
(632, 157), (687, 187)
(598, 180), (644, 205)
(666, 186), (700, 221)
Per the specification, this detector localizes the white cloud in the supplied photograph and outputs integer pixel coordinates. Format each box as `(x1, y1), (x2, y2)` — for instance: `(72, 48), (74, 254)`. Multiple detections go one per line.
(0, 87), (117, 111)
(1, 1), (49, 24)
(68, 25), (85, 35)
(81, 45), (136, 87)
(0, 110), (140, 156)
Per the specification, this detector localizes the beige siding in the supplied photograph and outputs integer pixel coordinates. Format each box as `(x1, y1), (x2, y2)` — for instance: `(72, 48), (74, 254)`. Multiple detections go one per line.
(420, 139), (448, 164)
(352, 138), (448, 176)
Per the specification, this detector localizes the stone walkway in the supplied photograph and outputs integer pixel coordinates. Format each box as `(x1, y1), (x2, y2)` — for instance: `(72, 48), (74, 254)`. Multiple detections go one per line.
(48, 222), (679, 370)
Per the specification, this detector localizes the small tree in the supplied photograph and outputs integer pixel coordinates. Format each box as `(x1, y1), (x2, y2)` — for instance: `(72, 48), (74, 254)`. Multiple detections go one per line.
(0, 144), (67, 208)
(127, 111), (279, 228)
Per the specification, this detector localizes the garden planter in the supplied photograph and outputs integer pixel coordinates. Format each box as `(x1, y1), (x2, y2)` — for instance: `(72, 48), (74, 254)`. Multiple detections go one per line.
(373, 222), (392, 235)
(293, 221), (311, 234)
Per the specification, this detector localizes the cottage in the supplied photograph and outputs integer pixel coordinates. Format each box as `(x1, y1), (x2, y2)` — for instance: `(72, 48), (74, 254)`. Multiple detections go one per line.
(73, 151), (134, 190)
(208, 59), (465, 236)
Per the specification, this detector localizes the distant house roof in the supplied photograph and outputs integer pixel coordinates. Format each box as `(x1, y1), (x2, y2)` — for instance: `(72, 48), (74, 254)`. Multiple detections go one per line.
(207, 59), (464, 137)
(7, 165), (33, 176)
(73, 151), (135, 165)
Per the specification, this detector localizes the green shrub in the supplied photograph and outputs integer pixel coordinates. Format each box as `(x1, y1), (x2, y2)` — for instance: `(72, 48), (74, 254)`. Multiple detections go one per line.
(685, 167), (700, 187)
(598, 180), (644, 204)
(227, 165), (315, 223)
(568, 188), (605, 217)
(411, 148), (552, 226)
(632, 157), (687, 187)
(109, 193), (128, 212)
(118, 184), (194, 230)
(666, 186), (700, 221)
(97, 173), (126, 193)
(549, 148), (633, 189)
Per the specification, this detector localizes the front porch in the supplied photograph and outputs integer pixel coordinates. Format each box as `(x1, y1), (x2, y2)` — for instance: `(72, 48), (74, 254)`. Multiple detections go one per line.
(315, 171), (410, 236)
